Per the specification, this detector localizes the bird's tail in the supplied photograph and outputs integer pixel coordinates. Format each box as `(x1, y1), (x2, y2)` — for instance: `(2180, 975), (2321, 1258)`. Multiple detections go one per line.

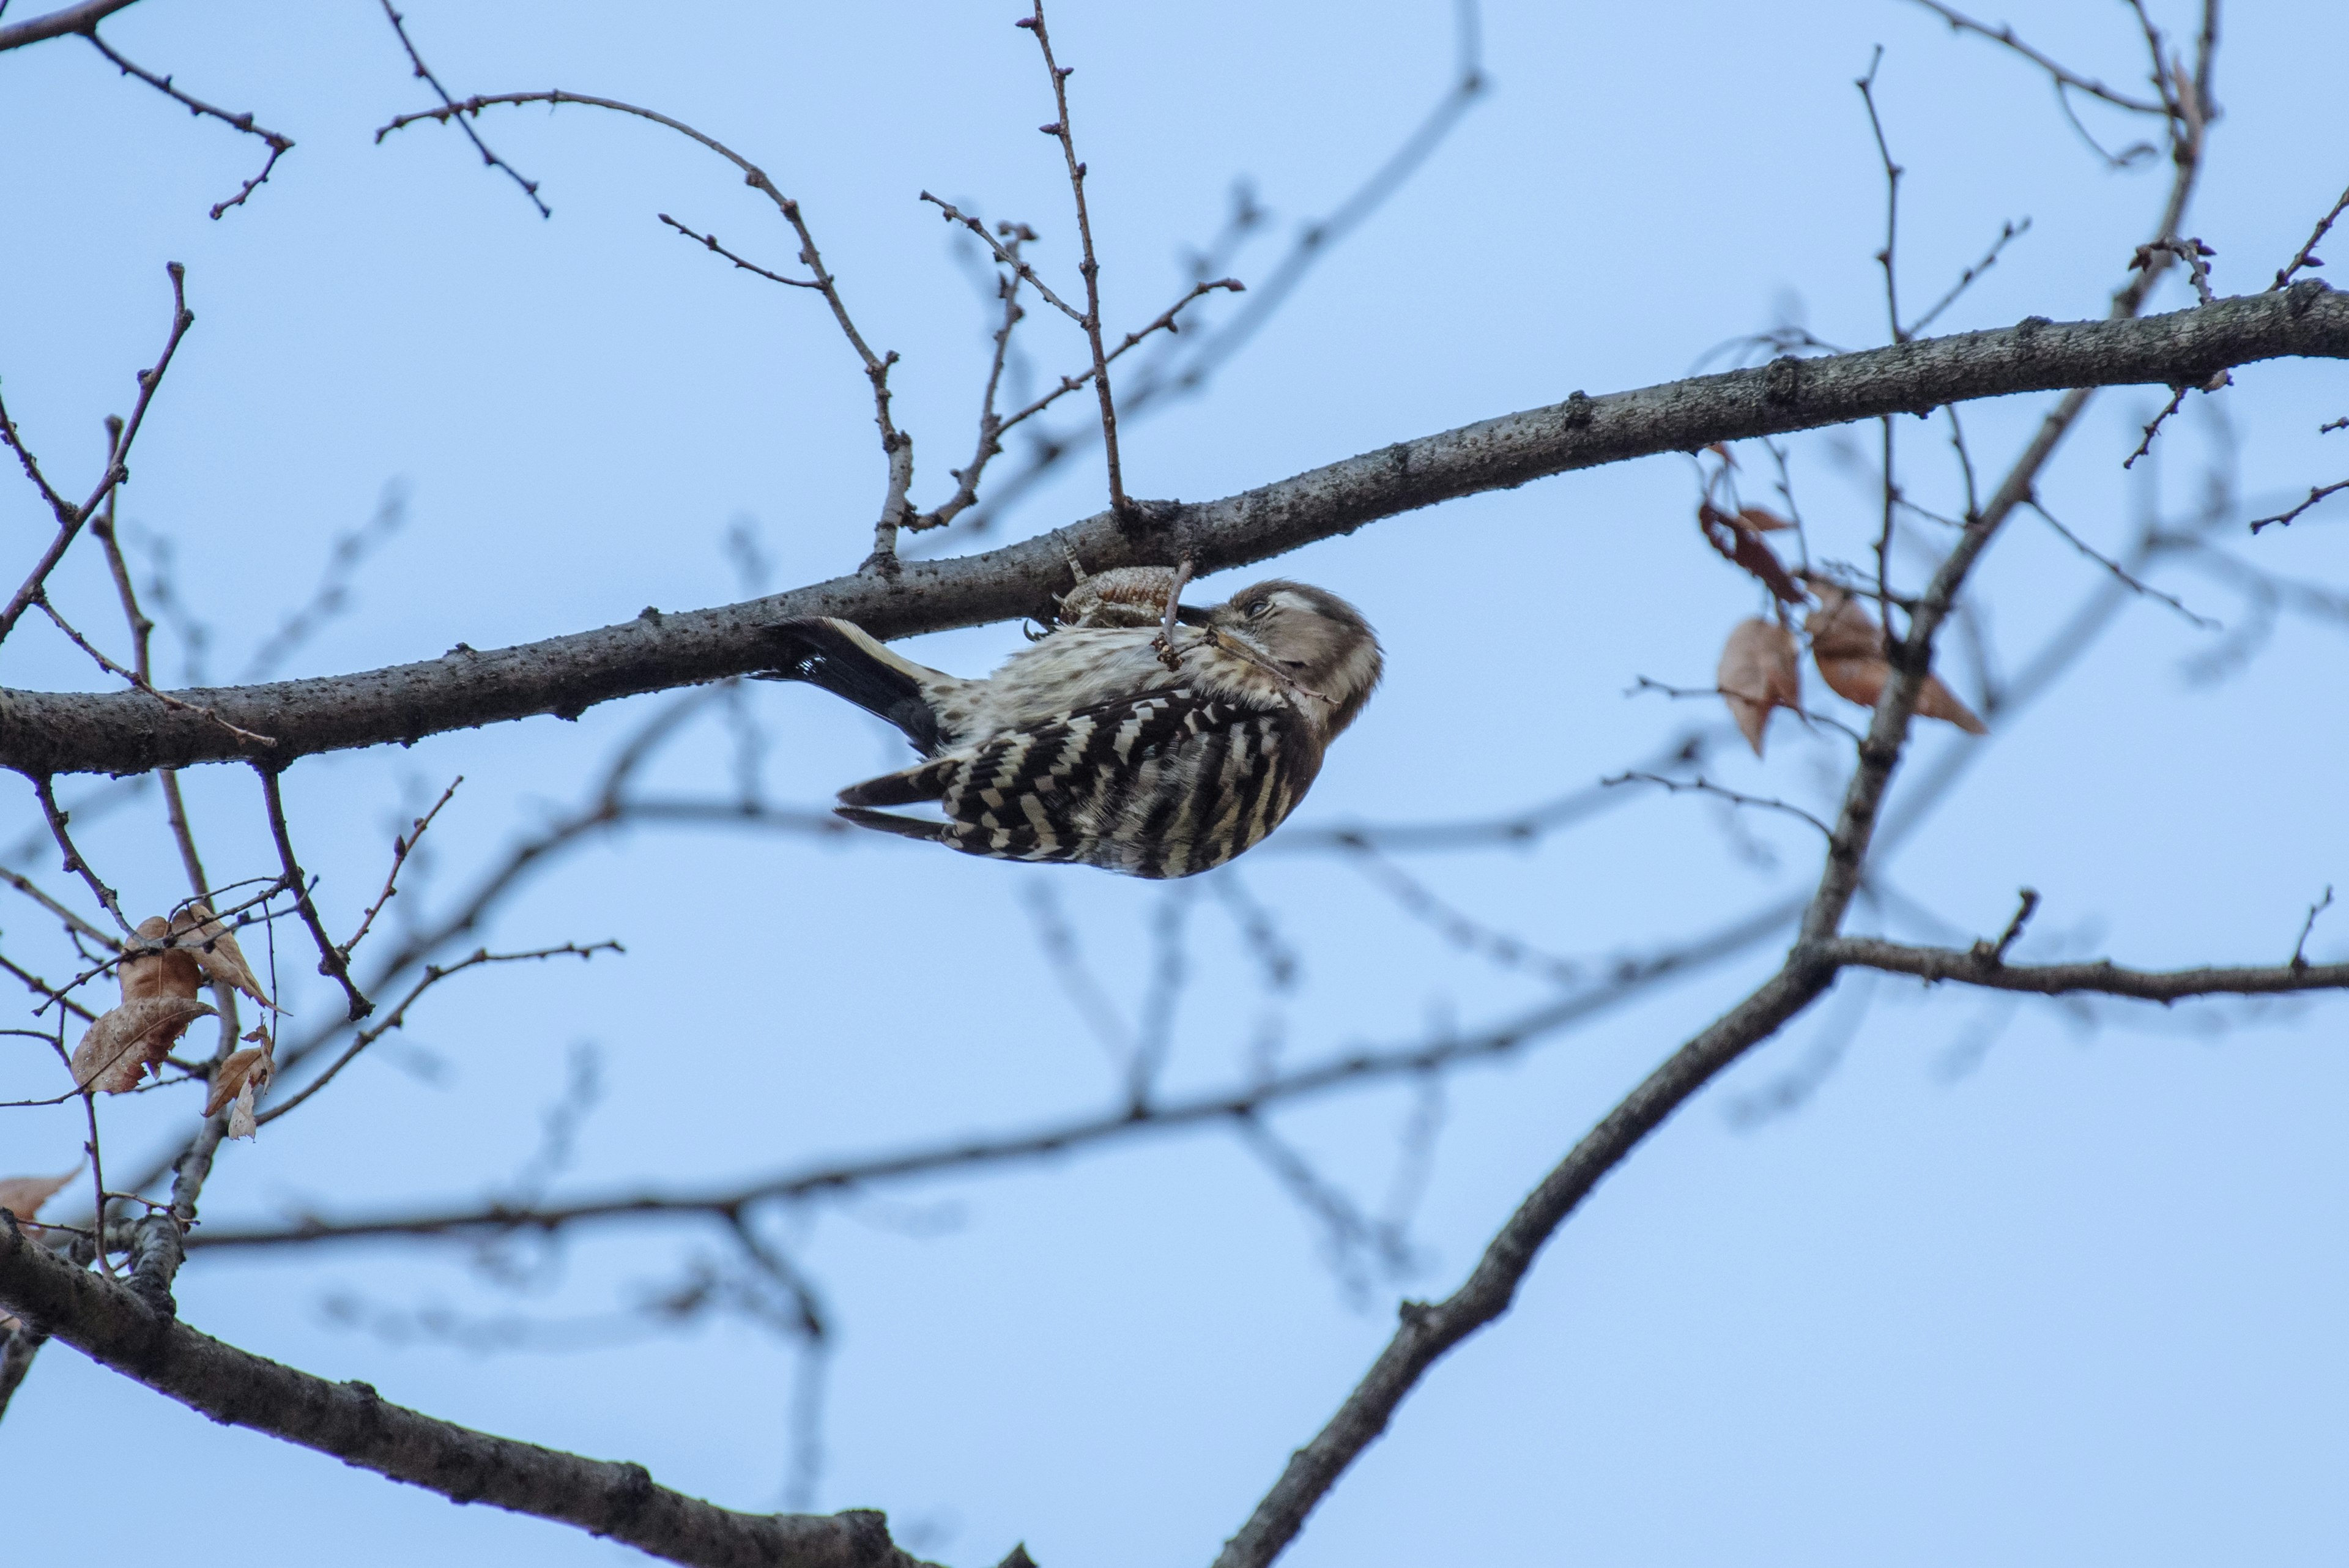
(760, 617), (953, 754)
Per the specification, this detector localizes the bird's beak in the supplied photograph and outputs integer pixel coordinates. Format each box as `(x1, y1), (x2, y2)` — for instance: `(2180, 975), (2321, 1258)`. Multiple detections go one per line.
(1173, 602), (1215, 626)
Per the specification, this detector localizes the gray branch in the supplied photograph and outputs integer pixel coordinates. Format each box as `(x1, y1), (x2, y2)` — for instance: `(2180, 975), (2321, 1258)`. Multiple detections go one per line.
(4, 286), (2343, 778)
(0, 1214), (941, 1568)
(1822, 937), (2349, 998)
(0, 0), (142, 53)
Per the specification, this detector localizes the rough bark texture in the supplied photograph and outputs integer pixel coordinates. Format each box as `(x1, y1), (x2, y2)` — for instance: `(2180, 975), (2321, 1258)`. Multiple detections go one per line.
(0, 1214), (940, 1568)
(4, 284), (2342, 778)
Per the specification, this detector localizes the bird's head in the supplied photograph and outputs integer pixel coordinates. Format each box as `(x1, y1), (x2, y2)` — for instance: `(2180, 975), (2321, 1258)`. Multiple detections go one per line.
(1180, 579), (1384, 737)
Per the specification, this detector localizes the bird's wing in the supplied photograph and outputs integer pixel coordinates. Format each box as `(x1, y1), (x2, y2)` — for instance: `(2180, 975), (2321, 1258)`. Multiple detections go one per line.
(834, 687), (1323, 879)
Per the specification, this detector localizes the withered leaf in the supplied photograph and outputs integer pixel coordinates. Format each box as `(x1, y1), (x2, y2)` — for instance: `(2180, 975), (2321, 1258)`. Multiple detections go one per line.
(1737, 505), (1794, 532)
(71, 995), (217, 1094)
(1717, 618), (1803, 756)
(120, 915), (201, 1004)
(171, 901), (272, 1009)
(0, 1167), (76, 1226)
(1803, 582), (1987, 735)
(205, 1025), (276, 1140)
(1698, 502), (1804, 604)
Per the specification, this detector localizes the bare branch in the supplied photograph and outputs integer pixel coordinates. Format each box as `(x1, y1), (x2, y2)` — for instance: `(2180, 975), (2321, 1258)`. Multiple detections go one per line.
(258, 940), (617, 1126)
(192, 899), (1805, 1252)
(1019, 1), (1127, 516)
(30, 775), (131, 934)
(2247, 478), (2348, 534)
(0, 1214), (943, 1568)
(657, 214), (822, 290)
(0, 261), (193, 644)
(2022, 498), (2215, 627)
(2290, 886), (2334, 971)
(83, 29), (292, 218)
(1902, 0), (2170, 115)
(340, 775), (460, 959)
(374, 2), (546, 217)
(7, 288), (2343, 779)
(1603, 770), (1834, 838)
(1824, 937), (2349, 1001)
(1906, 217), (2029, 339)
(2276, 179), (2349, 290)
(0, 0), (138, 53)
(256, 768), (373, 1021)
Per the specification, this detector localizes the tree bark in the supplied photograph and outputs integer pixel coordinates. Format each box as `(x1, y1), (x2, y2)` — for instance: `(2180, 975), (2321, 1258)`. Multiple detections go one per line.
(3, 284), (2341, 779)
(0, 1215), (941, 1568)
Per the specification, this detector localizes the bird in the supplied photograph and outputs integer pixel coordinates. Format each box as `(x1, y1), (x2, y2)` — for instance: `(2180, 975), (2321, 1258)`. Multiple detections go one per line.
(762, 576), (1382, 877)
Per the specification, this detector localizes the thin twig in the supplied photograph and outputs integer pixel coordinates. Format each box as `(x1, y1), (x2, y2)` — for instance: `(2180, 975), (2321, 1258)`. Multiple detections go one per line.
(375, 1), (546, 217)
(1019, 2), (1128, 516)
(255, 768), (373, 1021)
(376, 86), (911, 564)
(34, 596), (279, 748)
(0, 261), (193, 643)
(1905, 217), (2029, 339)
(257, 941), (618, 1125)
(2022, 499), (2215, 627)
(1972, 886), (2042, 964)
(1902, 0), (2169, 114)
(656, 214), (821, 289)
(2247, 479), (2349, 534)
(2290, 886), (2334, 970)
(83, 30), (292, 218)
(1602, 771), (1834, 838)
(919, 195), (1087, 321)
(341, 776), (461, 959)
(30, 776), (131, 935)
(2275, 179), (2349, 289)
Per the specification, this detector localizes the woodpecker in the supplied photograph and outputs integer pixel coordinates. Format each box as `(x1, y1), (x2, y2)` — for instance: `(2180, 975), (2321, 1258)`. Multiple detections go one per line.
(764, 578), (1382, 877)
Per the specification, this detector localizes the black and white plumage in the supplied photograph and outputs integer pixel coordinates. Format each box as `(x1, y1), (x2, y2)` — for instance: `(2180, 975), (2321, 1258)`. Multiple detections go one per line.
(763, 578), (1382, 877)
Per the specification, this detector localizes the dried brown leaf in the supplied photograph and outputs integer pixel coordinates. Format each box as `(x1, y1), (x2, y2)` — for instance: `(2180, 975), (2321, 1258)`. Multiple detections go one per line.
(1803, 581), (1986, 735)
(1698, 502), (1804, 604)
(1736, 505), (1794, 533)
(120, 915), (201, 1004)
(1915, 674), (1988, 735)
(1716, 618), (1803, 756)
(205, 1025), (276, 1139)
(0, 1167), (77, 1225)
(171, 901), (272, 1008)
(71, 995), (216, 1094)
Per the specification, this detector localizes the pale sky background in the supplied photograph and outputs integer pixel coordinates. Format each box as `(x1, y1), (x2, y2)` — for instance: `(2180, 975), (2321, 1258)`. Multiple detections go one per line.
(3, 2), (2347, 1565)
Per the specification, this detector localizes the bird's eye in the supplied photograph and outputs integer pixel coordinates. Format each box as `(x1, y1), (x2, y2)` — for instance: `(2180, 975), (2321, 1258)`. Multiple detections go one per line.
(1245, 599), (1270, 619)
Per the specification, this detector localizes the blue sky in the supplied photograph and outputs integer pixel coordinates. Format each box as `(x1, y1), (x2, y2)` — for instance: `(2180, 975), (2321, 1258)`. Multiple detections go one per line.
(4, 2), (2346, 1564)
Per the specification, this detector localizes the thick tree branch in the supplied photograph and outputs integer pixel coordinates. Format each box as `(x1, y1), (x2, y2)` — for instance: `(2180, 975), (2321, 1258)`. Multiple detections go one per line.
(4, 286), (2342, 779)
(0, 1215), (942, 1568)
(0, 0), (139, 53)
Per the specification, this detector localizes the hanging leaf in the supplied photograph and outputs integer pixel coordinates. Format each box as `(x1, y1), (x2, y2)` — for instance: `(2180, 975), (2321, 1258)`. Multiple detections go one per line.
(171, 901), (273, 1009)
(0, 1167), (77, 1227)
(1717, 618), (1803, 756)
(1803, 581), (1987, 735)
(204, 1025), (277, 1140)
(120, 915), (201, 1004)
(1698, 502), (1804, 603)
(71, 995), (216, 1094)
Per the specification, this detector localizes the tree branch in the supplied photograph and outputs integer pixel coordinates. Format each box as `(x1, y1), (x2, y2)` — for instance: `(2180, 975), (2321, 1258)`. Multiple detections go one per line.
(1820, 937), (2349, 1000)
(0, 0), (138, 53)
(4, 287), (2342, 779)
(0, 1215), (941, 1568)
